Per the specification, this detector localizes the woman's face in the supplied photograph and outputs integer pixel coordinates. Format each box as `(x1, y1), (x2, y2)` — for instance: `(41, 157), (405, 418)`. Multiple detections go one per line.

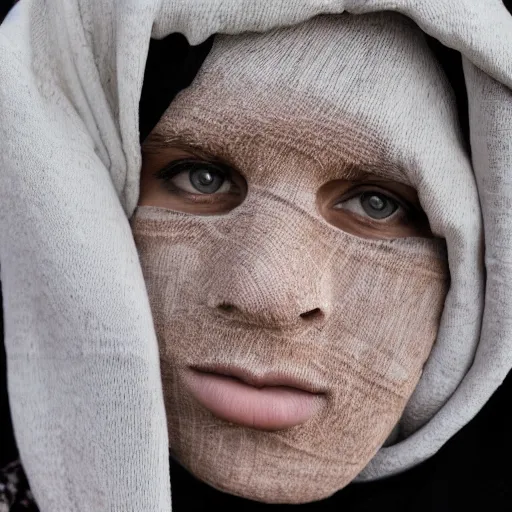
(130, 14), (452, 504)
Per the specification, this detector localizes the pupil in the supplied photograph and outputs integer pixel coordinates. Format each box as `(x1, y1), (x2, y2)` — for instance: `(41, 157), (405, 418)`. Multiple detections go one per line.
(360, 192), (398, 219)
(198, 171), (214, 185)
(368, 195), (385, 211)
(190, 167), (225, 194)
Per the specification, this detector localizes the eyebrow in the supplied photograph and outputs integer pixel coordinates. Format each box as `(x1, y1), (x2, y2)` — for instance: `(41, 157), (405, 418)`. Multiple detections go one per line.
(144, 132), (226, 163)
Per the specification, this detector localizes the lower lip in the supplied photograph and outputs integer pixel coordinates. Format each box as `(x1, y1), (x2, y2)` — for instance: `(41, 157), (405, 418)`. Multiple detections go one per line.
(182, 369), (325, 431)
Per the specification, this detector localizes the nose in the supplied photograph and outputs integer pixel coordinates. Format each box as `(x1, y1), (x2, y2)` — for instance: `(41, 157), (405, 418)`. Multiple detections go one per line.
(204, 209), (332, 331)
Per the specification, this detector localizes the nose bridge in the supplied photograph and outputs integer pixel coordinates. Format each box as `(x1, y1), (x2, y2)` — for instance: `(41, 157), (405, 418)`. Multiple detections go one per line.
(206, 194), (333, 328)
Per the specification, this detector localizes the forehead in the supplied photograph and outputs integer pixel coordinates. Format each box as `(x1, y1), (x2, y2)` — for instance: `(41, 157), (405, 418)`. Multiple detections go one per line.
(148, 92), (409, 186)
(146, 13), (460, 188)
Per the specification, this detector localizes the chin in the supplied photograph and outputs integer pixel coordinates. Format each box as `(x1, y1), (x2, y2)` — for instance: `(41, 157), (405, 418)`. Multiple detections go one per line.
(195, 467), (345, 504)
(171, 446), (351, 505)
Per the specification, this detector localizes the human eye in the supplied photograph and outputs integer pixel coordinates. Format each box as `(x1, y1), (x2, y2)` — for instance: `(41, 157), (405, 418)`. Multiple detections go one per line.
(139, 153), (247, 215)
(317, 180), (433, 240)
(154, 159), (237, 196)
(333, 189), (403, 221)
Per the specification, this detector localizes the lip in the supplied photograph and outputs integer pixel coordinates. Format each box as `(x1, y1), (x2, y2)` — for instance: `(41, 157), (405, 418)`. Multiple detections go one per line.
(189, 363), (326, 394)
(182, 365), (327, 431)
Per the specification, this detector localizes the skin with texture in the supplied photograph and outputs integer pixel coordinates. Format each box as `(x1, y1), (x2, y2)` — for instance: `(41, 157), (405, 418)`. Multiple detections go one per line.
(130, 13), (453, 505)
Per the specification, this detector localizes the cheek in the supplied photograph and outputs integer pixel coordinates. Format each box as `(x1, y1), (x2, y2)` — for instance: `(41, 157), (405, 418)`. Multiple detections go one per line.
(329, 242), (447, 387)
(130, 212), (222, 366)
(131, 231), (206, 367)
(324, 239), (448, 446)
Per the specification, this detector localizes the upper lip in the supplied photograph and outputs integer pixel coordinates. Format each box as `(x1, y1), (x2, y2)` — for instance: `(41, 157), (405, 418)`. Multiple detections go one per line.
(189, 364), (326, 395)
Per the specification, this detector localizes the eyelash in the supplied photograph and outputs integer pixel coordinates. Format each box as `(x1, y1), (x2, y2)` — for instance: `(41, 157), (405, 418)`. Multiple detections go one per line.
(153, 159), (232, 191)
(336, 186), (410, 212)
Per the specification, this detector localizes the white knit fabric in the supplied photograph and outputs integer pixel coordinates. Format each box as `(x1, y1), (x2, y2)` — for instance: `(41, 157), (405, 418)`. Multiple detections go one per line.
(0, 1), (511, 510)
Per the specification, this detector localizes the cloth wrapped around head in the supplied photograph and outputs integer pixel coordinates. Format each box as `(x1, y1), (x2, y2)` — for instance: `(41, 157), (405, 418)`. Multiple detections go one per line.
(130, 12), (480, 503)
(1, 0), (512, 510)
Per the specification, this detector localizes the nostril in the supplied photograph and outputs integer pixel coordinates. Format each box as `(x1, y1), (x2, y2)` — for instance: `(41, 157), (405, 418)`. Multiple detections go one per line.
(299, 308), (324, 322)
(217, 302), (235, 312)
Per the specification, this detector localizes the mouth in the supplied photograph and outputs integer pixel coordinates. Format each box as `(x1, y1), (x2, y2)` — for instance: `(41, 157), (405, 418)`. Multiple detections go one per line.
(183, 364), (327, 431)
(189, 363), (326, 394)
